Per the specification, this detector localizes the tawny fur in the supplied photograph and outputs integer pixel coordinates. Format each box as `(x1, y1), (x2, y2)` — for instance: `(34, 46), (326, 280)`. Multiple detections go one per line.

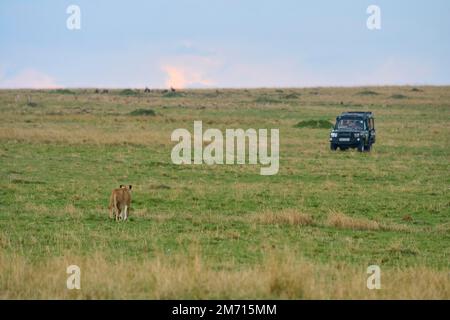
(108, 185), (132, 221)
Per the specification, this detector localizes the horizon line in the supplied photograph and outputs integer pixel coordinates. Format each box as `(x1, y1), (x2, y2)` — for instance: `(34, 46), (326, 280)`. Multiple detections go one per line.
(1, 84), (450, 91)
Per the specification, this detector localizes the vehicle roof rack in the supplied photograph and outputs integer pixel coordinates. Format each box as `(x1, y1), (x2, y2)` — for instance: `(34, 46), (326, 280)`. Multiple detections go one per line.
(344, 111), (372, 115)
(340, 111), (373, 117)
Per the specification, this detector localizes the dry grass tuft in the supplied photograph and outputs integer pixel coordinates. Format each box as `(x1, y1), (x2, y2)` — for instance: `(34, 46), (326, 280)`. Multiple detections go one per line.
(327, 211), (380, 231)
(0, 250), (448, 299)
(326, 211), (412, 233)
(402, 214), (413, 222)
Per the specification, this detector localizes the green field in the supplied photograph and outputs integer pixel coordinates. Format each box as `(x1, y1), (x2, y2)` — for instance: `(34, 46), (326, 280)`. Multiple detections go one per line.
(0, 87), (449, 299)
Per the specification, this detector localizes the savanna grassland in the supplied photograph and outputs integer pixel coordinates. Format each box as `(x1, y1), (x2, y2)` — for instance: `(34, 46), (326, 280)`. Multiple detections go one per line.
(0, 86), (449, 299)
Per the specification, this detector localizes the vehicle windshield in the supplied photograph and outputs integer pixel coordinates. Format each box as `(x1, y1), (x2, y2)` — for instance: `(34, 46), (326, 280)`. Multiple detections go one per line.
(336, 118), (364, 130)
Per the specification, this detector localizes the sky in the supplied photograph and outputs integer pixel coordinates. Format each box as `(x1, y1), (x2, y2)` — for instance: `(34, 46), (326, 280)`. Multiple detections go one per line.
(0, 0), (449, 88)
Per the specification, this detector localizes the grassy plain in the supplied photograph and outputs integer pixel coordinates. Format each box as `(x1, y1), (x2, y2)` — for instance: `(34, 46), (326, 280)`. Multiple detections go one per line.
(0, 86), (449, 298)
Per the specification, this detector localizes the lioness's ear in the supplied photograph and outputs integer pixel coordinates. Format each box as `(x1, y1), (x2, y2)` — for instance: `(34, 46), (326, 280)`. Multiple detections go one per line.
(120, 185), (124, 188)
(129, 185), (132, 190)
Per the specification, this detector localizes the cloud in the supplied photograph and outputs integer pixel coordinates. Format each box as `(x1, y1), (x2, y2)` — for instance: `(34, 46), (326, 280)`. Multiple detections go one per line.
(0, 69), (61, 89)
(217, 63), (298, 88)
(158, 40), (226, 88)
(174, 40), (217, 57)
(162, 65), (213, 88)
(216, 56), (436, 88)
(365, 57), (434, 85)
(161, 55), (220, 89)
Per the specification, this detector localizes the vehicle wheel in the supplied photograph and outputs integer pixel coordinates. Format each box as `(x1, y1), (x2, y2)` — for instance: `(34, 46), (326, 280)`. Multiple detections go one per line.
(365, 142), (372, 152)
(357, 141), (365, 152)
(330, 143), (337, 151)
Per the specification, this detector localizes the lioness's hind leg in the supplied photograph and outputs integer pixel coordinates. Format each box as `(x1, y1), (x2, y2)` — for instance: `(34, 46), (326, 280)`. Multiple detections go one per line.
(123, 205), (128, 221)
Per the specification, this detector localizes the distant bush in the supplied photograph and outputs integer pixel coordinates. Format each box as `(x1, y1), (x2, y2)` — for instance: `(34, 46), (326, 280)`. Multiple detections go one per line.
(357, 90), (379, 96)
(26, 102), (39, 108)
(129, 109), (156, 116)
(294, 119), (333, 129)
(390, 94), (408, 99)
(162, 91), (183, 98)
(119, 89), (139, 96)
(255, 96), (282, 104)
(411, 88), (422, 92)
(282, 93), (300, 99)
(49, 89), (75, 95)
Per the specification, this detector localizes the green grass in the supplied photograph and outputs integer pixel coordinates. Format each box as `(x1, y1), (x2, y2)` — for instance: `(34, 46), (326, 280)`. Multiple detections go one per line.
(0, 86), (449, 298)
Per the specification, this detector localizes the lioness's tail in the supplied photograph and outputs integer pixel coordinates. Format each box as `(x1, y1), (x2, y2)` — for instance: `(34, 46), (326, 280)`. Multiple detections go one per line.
(113, 193), (117, 210)
(108, 192), (115, 209)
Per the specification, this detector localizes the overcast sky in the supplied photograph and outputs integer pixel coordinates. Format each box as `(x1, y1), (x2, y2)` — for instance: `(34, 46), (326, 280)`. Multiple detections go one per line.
(0, 0), (449, 88)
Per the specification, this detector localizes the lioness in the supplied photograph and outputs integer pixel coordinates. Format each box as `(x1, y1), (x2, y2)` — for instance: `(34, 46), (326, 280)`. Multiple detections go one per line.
(108, 185), (132, 221)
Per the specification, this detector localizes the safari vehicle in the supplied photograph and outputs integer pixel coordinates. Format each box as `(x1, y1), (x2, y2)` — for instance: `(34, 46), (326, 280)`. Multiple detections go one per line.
(329, 111), (375, 152)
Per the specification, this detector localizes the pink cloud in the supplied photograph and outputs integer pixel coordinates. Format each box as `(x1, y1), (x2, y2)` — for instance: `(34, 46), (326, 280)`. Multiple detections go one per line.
(0, 69), (61, 89)
(160, 55), (220, 89)
(161, 65), (214, 89)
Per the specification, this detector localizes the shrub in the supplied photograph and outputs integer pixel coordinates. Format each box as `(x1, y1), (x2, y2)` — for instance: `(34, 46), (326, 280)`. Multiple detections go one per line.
(390, 94), (408, 99)
(294, 120), (333, 129)
(49, 89), (75, 95)
(282, 93), (300, 99)
(163, 91), (183, 98)
(255, 96), (282, 104)
(26, 102), (39, 108)
(357, 90), (379, 96)
(119, 89), (139, 96)
(129, 109), (156, 116)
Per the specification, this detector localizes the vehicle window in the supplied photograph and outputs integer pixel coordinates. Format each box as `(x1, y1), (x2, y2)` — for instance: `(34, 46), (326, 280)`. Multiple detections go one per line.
(337, 119), (364, 130)
(369, 119), (374, 130)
